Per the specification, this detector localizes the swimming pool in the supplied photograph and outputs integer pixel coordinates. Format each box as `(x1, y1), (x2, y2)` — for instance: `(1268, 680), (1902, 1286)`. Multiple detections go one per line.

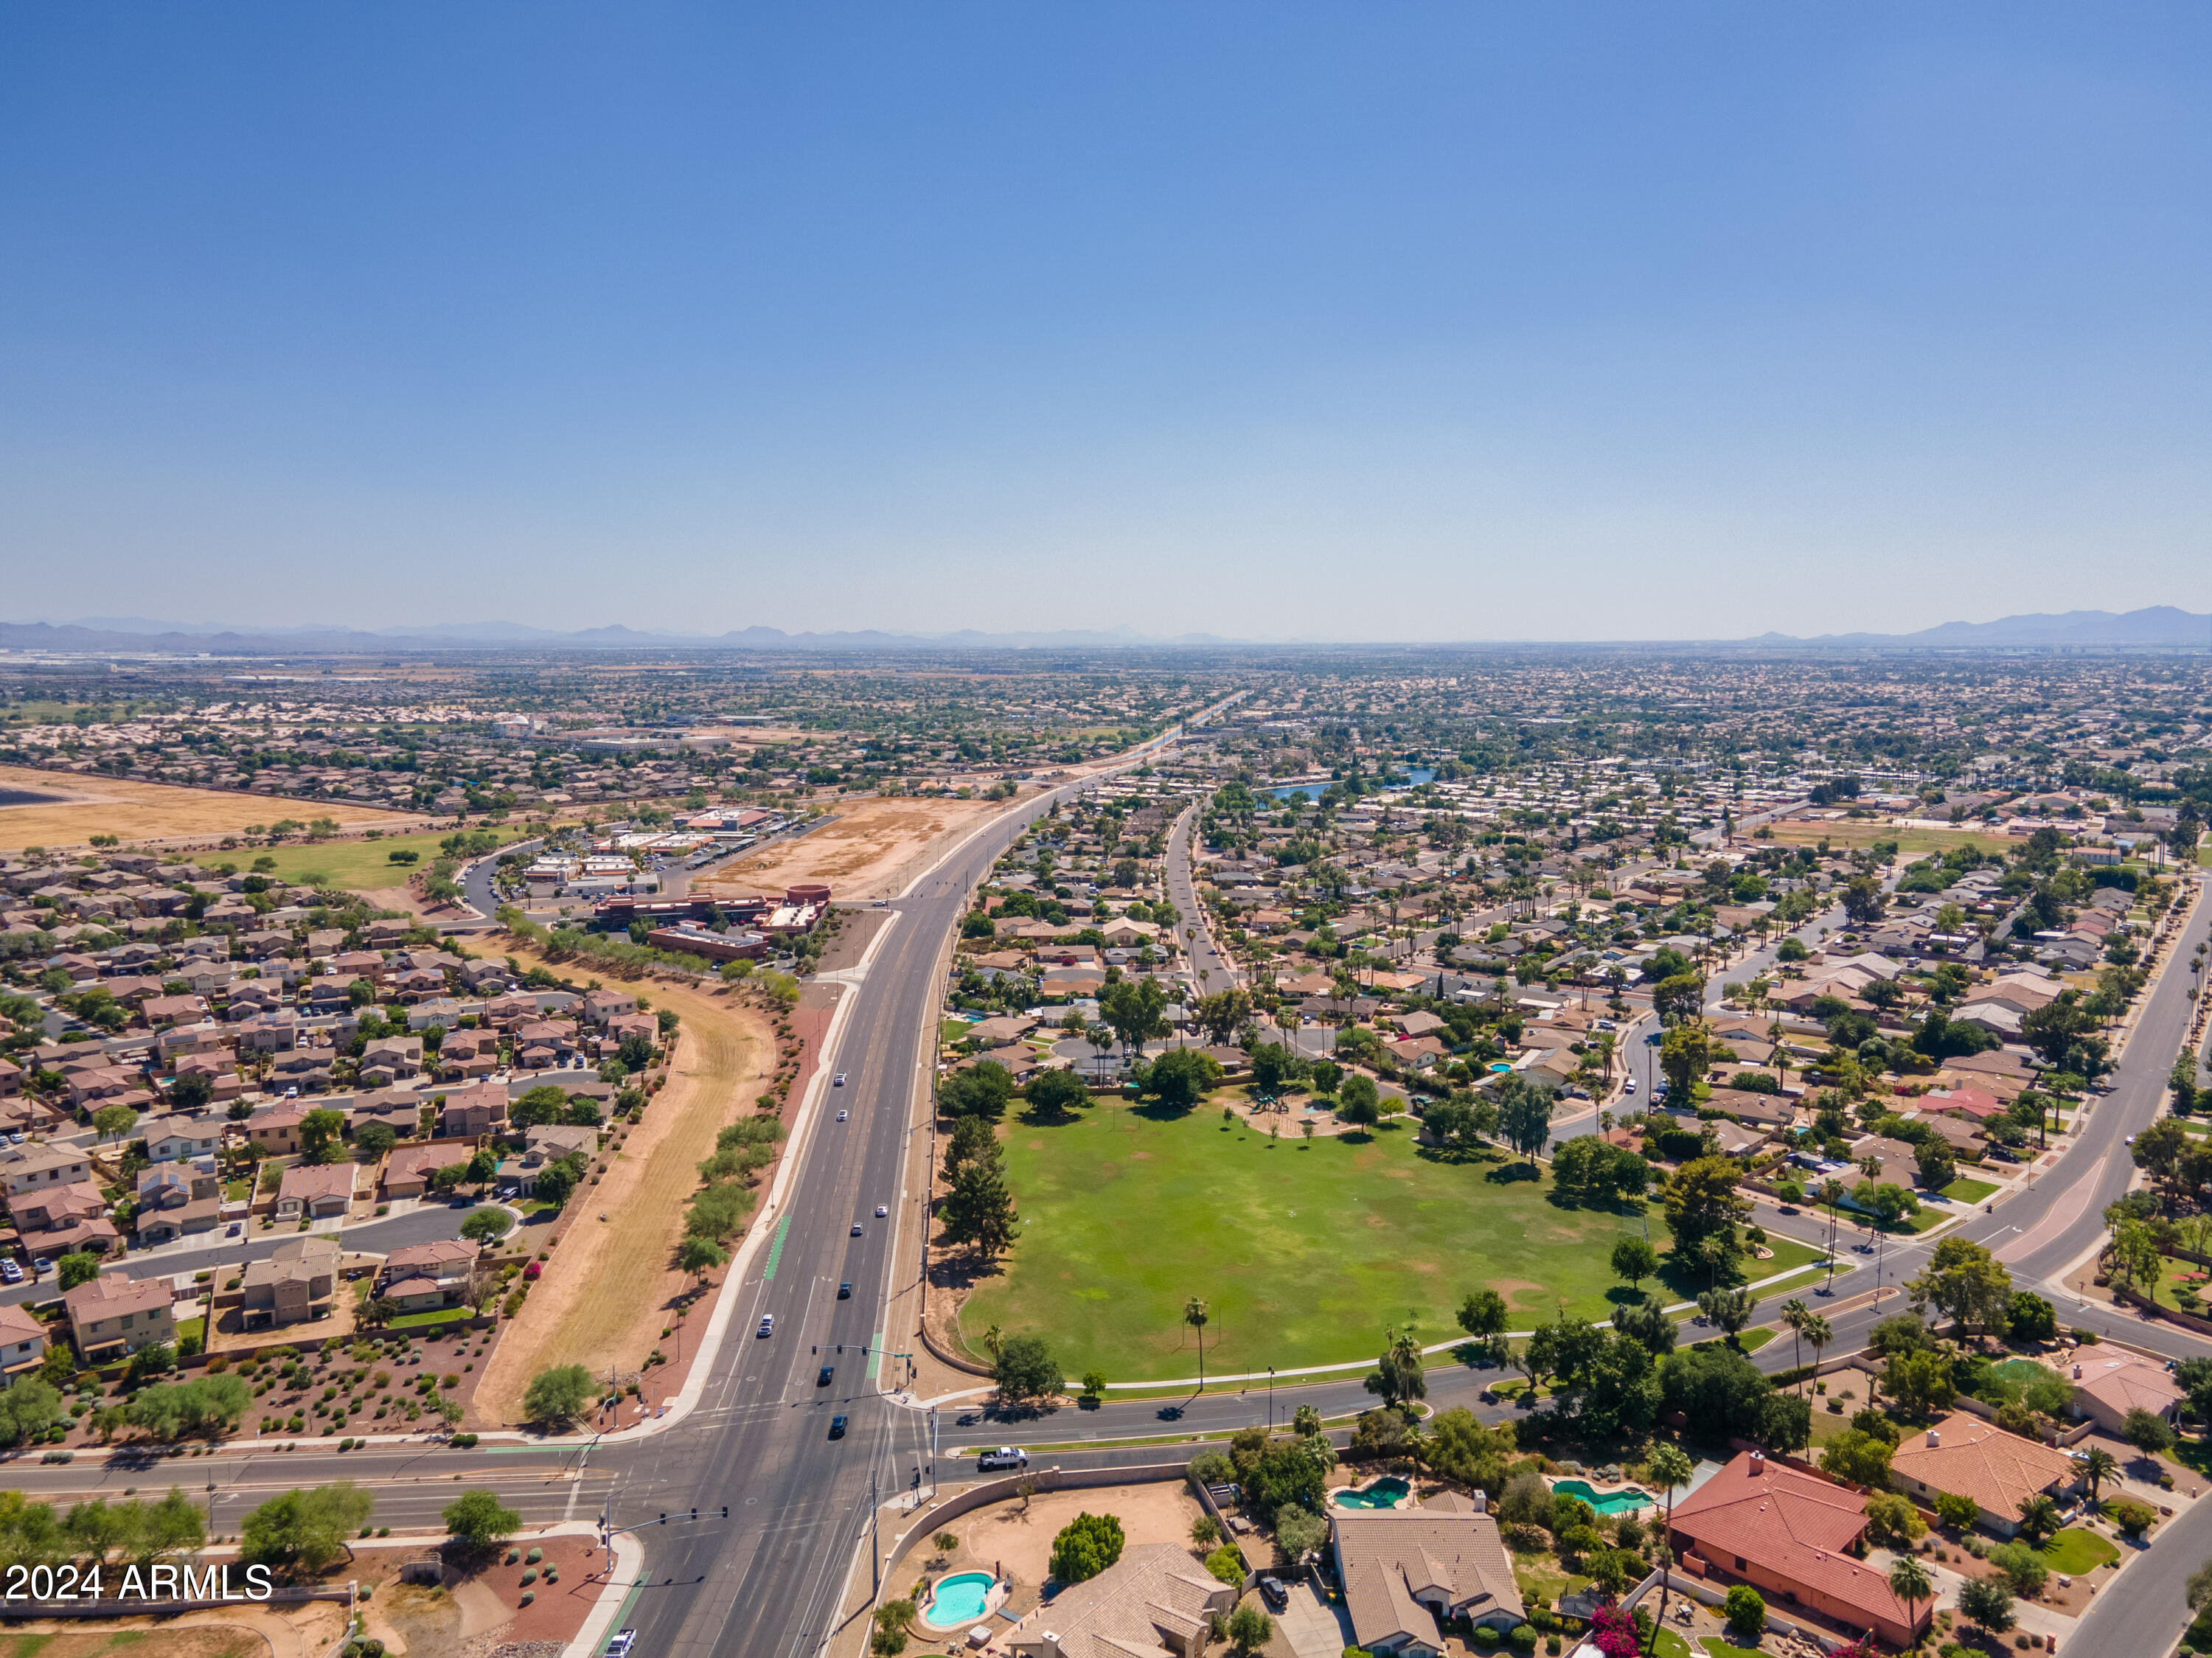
(921, 1572), (995, 1628)
(1553, 1478), (1653, 1516)
(1332, 1477), (1411, 1509)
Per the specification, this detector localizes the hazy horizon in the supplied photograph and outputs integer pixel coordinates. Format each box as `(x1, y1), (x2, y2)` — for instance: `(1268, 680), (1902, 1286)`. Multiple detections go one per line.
(6, 5), (2211, 637)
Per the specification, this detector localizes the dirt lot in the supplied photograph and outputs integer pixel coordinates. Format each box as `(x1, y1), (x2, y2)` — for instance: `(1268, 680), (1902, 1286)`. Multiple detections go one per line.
(931, 1481), (1205, 1592)
(0, 763), (417, 851)
(471, 945), (776, 1426)
(695, 795), (1007, 901)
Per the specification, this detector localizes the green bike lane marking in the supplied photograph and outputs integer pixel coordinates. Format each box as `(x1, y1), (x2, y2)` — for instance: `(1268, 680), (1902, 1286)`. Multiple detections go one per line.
(762, 1213), (793, 1280)
(867, 1332), (885, 1380)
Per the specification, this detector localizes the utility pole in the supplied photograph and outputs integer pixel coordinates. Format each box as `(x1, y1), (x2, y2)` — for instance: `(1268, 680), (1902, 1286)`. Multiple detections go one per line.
(871, 1465), (880, 1596)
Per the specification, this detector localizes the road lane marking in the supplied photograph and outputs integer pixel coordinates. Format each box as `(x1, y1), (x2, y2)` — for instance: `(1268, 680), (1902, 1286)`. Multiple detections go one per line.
(762, 1213), (793, 1280)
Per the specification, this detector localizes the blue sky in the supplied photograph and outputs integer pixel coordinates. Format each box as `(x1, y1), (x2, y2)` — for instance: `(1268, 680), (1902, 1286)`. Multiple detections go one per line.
(4, 4), (2209, 640)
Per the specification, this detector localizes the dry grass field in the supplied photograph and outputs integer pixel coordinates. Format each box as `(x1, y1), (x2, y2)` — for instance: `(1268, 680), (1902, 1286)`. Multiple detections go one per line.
(1761, 815), (2014, 857)
(0, 763), (416, 850)
(470, 941), (774, 1424)
(695, 794), (1006, 899)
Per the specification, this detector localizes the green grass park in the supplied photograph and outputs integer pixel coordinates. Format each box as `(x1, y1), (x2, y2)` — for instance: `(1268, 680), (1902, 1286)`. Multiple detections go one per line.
(959, 1101), (1823, 1382)
(244, 825), (532, 893)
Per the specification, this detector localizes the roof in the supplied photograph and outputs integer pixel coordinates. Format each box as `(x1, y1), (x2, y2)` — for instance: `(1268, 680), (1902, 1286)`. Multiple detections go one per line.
(0, 1300), (45, 1344)
(65, 1271), (173, 1323)
(278, 1162), (358, 1202)
(1669, 1452), (1914, 1633)
(1888, 1413), (2077, 1520)
(1335, 1498), (1524, 1648)
(1001, 1542), (1227, 1658)
(2067, 1352), (2184, 1418)
(384, 1238), (480, 1275)
(383, 1275), (442, 1300)
(243, 1233), (341, 1288)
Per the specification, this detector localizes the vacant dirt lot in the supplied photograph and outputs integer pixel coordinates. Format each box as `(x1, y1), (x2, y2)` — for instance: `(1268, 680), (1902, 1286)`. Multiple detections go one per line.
(695, 795), (1007, 899)
(471, 943), (776, 1426)
(0, 764), (417, 850)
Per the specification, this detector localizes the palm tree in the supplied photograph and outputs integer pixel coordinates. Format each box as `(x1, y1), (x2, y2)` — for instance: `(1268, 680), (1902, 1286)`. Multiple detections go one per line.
(2017, 1494), (2063, 1546)
(2081, 1445), (2120, 1505)
(1888, 1554), (1933, 1641)
(1646, 1441), (1695, 1638)
(1802, 1313), (1834, 1384)
(1184, 1296), (1211, 1390)
(1781, 1297), (1810, 1370)
(982, 1323), (1004, 1362)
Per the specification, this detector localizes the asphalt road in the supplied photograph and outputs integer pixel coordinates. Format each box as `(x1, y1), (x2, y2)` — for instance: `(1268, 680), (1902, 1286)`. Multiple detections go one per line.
(1165, 800), (1237, 996)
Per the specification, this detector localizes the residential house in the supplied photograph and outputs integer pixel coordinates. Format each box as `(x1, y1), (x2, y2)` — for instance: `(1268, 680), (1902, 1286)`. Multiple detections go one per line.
(172, 1050), (243, 1103)
(439, 1028), (501, 1079)
(1667, 1451), (1929, 1650)
(998, 1543), (1236, 1658)
(1333, 1495), (1526, 1654)
(0, 1300), (48, 1382)
(142, 1111), (227, 1164)
(276, 1161), (357, 1220)
(578, 989), (639, 1028)
(1887, 1414), (2079, 1536)
(245, 1106), (309, 1157)
(382, 1140), (471, 1201)
(438, 1080), (509, 1138)
(496, 1124), (597, 1195)
(2064, 1352), (2185, 1435)
(358, 1037), (424, 1086)
(376, 1239), (481, 1310)
(0, 1143), (94, 1198)
(133, 1163), (221, 1247)
(68, 1065), (145, 1110)
(13, 1180), (122, 1258)
(64, 1271), (176, 1362)
(240, 1234), (341, 1326)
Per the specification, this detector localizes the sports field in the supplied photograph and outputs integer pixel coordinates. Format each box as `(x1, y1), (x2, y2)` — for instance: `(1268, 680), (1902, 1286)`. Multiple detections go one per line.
(248, 825), (533, 891)
(956, 1104), (1822, 1382)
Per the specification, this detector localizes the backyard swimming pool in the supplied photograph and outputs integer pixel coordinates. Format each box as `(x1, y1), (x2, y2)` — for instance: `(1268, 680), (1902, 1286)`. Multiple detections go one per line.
(1332, 1477), (1412, 1509)
(1553, 1478), (1653, 1516)
(921, 1572), (995, 1628)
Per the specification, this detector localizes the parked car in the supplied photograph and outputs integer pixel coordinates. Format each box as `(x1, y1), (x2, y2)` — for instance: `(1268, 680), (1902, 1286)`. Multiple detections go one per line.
(0, 1260), (20, 1285)
(1258, 1577), (1289, 1612)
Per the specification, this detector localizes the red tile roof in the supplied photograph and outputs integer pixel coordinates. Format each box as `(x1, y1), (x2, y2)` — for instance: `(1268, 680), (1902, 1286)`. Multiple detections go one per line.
(1669, 1452), (1918, 1634)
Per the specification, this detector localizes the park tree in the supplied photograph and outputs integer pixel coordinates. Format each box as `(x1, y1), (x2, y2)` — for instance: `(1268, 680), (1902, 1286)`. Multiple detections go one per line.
(442, 1489), (521, 1553)
(1496, 1075), (1550, 1166)
(1335, 1073), (1382, 1127)
(942, 1114), (1000, 1180)
(678, 1236), (730, 1286)
(1024, 1067), (1090, 1116)
(1612, 1295), (1677, 1357)
(1456, 1288), (1508, 1339)
(941, 1157), (1018, 1260)
(1662, 1157), (1749, 1273)
(1610, 1236), (1660, 1292)
(1144, 1047), (1222, 1108)
(939, 1060), (1015, 1120)
(522, 1365), (597, 1427)
(993, 1334), (1060, 1404)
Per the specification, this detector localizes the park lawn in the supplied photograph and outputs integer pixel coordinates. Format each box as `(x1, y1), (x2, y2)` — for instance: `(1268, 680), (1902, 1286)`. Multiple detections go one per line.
(247, 826), (531, 893)
(961, 1102), (1822, 1382)
(2037, 1528), (2119, 1575)
(1943, 1177), (2000, 1204)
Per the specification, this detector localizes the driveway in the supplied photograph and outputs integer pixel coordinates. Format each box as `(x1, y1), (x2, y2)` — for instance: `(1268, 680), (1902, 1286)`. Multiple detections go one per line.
(1276, 1578), (1355, 1658)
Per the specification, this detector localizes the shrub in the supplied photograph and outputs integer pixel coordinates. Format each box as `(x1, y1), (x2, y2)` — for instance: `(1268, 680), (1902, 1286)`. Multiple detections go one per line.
(1934, 1491), (1980, 1531)
(1988, 1542), (2048, 1598)
(1048, 1512), (1124, 1584)
(1203, 1544), (1243, 1586)
(2112, 1498), (2158, 1537)
(1723, 1585), (1766, 1641)
(1506, 1626), (1539, 1654)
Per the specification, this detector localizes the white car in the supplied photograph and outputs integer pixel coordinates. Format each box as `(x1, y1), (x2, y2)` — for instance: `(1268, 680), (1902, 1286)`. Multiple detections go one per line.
(834, 1073), (847, 1087)
(875, 1204), (888, 1217)
(1623, 1079), (1637, 1094)
(605, 1632), (637, 1658)
(836, 1109), (848, 1122)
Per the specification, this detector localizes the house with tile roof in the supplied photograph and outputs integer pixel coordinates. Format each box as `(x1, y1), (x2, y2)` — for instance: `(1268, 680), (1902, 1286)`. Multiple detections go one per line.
(2062, 1351), (2184, 1436)
(1667, 1451), (1929, 1650)
(64, 1271), (176, 1362)
(999, 1541), (1234, 1658)
(0, 1298), (49, 1381)
(1886, 1413), (2079, 1537)
(1333, 1493), (1526, 1654)
(276, 1160), (357, 1219)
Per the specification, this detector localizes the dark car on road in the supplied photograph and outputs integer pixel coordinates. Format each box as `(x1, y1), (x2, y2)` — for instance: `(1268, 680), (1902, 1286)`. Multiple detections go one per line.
(838, 1281), (852, 1299)
(828, 1414), (848, 1439)
(818, 1365), (835, 1387)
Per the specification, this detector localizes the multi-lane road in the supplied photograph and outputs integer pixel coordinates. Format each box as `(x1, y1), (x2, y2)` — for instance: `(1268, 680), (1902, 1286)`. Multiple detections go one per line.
(9, 746), (2207, 1657)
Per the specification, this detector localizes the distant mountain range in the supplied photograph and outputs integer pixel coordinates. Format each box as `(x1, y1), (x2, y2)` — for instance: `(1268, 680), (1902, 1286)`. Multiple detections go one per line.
(1, 607), (2206, 655)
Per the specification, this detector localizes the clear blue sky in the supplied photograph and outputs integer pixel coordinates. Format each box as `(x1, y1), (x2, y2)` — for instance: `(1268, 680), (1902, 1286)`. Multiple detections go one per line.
(4, 5), (2209, 640)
